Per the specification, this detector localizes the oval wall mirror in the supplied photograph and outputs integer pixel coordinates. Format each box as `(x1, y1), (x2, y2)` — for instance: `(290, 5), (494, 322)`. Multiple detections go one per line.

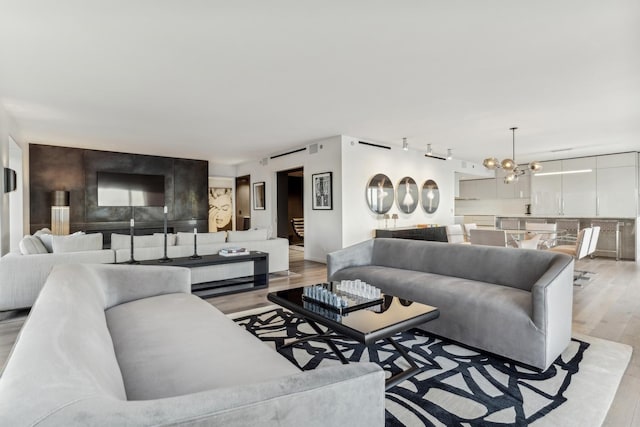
(366, 173), (394, 214)
(421, 179), (440, 214)
(396, 177), (419, 214)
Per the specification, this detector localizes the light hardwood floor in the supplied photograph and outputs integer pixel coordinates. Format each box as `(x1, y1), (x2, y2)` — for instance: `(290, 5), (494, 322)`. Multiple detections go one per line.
(1, 248), (638, 425)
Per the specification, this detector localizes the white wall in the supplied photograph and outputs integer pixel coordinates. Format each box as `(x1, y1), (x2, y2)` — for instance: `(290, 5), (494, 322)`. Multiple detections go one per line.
(9, 136), (24, 252)
(340, 135), (460, 247)
(236, 136), (343, 263)
(0, 107), (24, 255)
(208, 163), (237, 177)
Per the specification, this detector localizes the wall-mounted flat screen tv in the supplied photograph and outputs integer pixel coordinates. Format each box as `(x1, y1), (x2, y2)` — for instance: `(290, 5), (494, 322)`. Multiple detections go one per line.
(97, 172), (165, 207)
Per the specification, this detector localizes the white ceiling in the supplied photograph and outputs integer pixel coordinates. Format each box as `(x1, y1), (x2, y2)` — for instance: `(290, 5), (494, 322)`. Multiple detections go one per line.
(1, 0), (639, 166)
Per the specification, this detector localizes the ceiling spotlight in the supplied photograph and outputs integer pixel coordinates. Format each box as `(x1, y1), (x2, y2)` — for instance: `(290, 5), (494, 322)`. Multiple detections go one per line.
(446, 149), (453, 160)
(482, 127), (542, 184)
(402, 137), (409, 151)
(426, 144), (433, 156)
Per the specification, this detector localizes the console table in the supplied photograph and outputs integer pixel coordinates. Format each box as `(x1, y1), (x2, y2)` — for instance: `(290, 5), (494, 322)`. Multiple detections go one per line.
(375, 226), (448, 242)
(136, 251), (269, 298)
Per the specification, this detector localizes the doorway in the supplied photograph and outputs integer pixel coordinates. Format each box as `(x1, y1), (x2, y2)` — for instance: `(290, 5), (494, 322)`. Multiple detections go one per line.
(276, 167), (304, 246)
(235, 175), (251, 230)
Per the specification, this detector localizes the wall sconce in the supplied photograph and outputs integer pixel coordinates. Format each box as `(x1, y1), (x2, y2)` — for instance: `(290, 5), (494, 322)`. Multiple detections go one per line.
(51, 190), (70, 235)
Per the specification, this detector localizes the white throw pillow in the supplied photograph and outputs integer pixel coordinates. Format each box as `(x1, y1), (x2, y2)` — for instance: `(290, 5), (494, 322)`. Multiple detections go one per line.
(226, 229), (268, 243)
(52, 233), (103, 253)
(176, 231), (226, 246)
(110, 233), (164, 250)
(34, 228), (54, 253)
(19, 236), (49, 255)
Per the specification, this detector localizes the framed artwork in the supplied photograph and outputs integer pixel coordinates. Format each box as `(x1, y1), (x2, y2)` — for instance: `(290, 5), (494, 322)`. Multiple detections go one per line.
(208, 187), (233, 232)
(366, 173), (394, 214)
(312, 172), (333, 210)
(253, 182), (265, 210)
(396, 176), (419, 214)
(421, 179), (440, 214)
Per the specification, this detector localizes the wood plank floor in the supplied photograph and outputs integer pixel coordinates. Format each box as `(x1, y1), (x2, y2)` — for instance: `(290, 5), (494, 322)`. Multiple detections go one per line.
(1, 248), (638, 425)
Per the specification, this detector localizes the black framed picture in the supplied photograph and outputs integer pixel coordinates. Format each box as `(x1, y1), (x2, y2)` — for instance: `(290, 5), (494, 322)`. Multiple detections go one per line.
(253, 182), (265, 210)
(312, 172), (333, 210)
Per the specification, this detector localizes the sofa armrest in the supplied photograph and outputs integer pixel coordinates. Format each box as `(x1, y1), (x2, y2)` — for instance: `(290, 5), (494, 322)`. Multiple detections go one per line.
(327, 239), (375, 280)
(530, 254), (574, 369)
(41, 364), (385, 427)
(0, 250), (115, 311)
(47, 264), (191, 309)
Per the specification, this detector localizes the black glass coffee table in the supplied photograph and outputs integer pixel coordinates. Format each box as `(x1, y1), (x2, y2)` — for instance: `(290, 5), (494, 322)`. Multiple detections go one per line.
(267, 283), (439, 389)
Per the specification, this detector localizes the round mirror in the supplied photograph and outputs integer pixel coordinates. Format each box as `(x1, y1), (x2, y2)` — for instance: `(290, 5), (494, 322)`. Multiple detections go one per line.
(421, 179), (440, 214)
(396, 177), (419, 214)
(366, 174), (394, 214)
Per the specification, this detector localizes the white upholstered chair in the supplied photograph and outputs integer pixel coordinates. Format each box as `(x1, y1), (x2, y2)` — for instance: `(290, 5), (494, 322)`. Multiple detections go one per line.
(463, 223), (477, 242)
(549, 227), (592, 260)
(446, 224), (469, 244)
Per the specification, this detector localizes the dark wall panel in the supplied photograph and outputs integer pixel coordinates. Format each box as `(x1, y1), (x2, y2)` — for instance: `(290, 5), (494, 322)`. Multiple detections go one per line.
(29, 144), (208, 234)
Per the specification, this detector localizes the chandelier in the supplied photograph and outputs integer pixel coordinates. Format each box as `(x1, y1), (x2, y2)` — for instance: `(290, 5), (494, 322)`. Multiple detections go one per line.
(482, 127), (542, 183)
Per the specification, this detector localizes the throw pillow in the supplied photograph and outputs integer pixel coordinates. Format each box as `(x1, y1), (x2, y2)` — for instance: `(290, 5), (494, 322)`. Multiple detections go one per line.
(227, 229), (268, 243)
(52, 233), (103, 253)
(34, 228), (54, 253)
(19, 236), (49, 255)
(176, 231), (226, 246)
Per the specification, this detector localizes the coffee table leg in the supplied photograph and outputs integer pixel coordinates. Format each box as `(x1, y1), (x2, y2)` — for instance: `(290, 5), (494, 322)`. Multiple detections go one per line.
(278, 319), (350, 365)
(383, 337), (420, 390)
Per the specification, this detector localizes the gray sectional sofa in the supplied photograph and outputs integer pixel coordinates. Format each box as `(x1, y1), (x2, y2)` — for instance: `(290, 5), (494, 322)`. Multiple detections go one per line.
(328, 238), (574, 371)
(0, 264), (384, 426)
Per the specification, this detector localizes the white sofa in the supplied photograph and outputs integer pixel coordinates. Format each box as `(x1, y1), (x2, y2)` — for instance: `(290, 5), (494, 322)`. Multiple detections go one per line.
(0, 232), (114, 311)
(0, 228), (289, 312)
(111, 229), (289, 278)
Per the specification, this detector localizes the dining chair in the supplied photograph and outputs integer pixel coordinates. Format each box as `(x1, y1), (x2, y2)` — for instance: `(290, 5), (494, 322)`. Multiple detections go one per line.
(587, 226), (600, 258)
(549, 227), (592, 260)
(526, 222), (557, 249)
(446, 224), (469, 244)
(516, 234), (542, 250)
(470, 229), (507, 247)
(463, 223), (477, 242)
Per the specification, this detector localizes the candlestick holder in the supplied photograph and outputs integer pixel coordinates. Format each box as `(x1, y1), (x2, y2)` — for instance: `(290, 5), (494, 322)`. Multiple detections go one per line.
(126, 214), (139, 264)
(158, 207), (172, 263)
(189, 232), (202, 260)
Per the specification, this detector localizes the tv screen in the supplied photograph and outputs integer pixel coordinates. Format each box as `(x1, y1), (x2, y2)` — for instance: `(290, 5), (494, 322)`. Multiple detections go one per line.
(97, 172), (165, 207)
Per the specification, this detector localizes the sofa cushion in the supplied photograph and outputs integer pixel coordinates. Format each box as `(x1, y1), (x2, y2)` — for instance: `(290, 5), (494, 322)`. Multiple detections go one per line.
(227, 229), (268, 243)
(176, 231), (226, 246)
(52, 233), (103, 253)
(105, 293), (299, 400)
(34, 228), (54, 252)
(154, 232), (177, 246)
(19, 236), (48, 255)
(110, 233), (164, 250)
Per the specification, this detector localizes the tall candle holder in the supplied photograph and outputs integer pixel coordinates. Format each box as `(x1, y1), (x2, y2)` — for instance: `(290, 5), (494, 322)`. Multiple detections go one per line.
(126, 207), (139, 264)
(189, 227), (202, 260)
(158, 205), (172, 263)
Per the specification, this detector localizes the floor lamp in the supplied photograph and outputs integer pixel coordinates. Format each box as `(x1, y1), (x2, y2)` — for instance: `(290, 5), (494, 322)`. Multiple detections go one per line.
(51, 190), (70, 235)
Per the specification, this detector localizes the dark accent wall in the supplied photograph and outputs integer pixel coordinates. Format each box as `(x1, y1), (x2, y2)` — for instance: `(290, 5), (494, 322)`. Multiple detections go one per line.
(29, 144), (208, 235)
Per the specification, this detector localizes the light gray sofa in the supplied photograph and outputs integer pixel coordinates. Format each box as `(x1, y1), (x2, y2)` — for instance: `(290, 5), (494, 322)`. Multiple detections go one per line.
(0, 232), (114, 311)
(0, 229), (289, 312)
(0, 264), (385, 426)
(327, 238), (574, 371)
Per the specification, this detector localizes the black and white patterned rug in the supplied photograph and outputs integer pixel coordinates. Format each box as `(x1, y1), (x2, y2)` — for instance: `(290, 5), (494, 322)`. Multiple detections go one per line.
(234, 308), (591, 427)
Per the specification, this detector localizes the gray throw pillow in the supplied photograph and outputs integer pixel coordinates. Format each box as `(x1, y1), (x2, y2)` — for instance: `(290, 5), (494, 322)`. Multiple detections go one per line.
(19, 236), (49, 255)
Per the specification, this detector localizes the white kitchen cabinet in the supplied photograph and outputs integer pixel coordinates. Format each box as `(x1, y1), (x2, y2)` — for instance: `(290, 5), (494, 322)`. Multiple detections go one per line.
(459, 179), (496, 199)
(495, 170), (514, 199)
(597, 166), (637, 217)
(561, 157), (597, 216)
(531, 161), (562, 215)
